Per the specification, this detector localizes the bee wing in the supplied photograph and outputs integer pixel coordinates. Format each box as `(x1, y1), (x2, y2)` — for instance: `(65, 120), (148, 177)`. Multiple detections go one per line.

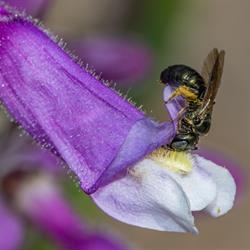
(199, 48), (225, 115)
(201, 48), (219, 86)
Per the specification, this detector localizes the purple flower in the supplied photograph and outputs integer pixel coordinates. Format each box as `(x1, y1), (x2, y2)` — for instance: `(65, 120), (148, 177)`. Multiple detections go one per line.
(3, 0), (52, 16)
(0, 132), (128, 250)
(0, 3), (172, 195)
(14, 174), (127, 250)
(197, 148), (246, 201)
(70, 36), (152, 85)
(0, 4), (236, 233)
(0, 199), (23, 250)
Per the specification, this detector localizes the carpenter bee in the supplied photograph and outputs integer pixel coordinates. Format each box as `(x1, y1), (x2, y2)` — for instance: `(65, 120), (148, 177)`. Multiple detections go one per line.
(161, 48), (225, 151)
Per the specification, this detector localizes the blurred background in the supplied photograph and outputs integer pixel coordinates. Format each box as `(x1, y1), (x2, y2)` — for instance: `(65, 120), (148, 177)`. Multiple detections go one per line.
(0, 0), (249, 249)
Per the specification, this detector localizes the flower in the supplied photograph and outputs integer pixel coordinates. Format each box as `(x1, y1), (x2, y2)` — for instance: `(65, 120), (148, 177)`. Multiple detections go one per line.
(0, 3), (173, 195)
(0, 3), (236, 233)
(0, 130), (128, 250)
(197, 148), (246, 202)
(0, 199), (23, 250)
(12, 174), (127, 250)
(69, 36), (152, 85)
(3, 0), (52, 16)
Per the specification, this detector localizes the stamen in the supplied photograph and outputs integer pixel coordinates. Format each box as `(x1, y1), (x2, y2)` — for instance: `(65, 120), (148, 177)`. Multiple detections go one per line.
(148, 147), (193, 175)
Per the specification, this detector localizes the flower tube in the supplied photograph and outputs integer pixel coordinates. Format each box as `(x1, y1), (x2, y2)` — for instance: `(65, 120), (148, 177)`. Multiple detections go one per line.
(0, 3), (173, 194)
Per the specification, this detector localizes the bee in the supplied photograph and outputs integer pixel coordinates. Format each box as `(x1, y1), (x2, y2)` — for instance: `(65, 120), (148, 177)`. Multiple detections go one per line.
(161, 48), (225, 151)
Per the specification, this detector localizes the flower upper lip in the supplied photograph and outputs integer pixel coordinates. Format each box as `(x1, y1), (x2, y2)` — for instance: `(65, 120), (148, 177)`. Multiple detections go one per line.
(89, 118), (175, 194)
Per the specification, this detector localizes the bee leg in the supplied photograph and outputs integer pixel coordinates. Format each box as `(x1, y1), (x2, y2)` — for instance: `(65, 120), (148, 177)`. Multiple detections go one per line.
(169, 107), (186, 129)
(185, 118), (194, 126)
(164, 87), (182, 104)
(165, 86), (198, 104)
(176, 107), (186, 120)
(171, 106), (187, 124)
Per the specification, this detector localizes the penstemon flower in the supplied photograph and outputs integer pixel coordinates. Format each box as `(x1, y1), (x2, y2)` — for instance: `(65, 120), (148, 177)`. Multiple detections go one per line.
(0, 199), (23, 250)
(0, 3), (236, 233)
(197, 148), (246, 202)
(70, 36), (152, 85)
(0, 130), (128, 250)
(3, 0), (52, 16)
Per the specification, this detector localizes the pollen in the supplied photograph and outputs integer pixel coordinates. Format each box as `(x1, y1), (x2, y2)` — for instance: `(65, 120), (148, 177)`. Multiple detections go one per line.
(178, 85), (198, 101)
(148, 147), (193, 175)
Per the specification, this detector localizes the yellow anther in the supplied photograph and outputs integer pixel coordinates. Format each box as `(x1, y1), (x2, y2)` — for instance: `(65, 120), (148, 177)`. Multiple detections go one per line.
(148, 147), (193, 175)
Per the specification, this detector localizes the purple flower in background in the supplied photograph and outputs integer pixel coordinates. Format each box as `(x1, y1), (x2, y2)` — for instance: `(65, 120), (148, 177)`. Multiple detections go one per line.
(0, 131), (128, 250)
(3, 0), (52, 16)
(15, 175), (127, 250)
(70, 36), (152, 85)
(0, 200), (23, 250)
(0, 3), (236, 233)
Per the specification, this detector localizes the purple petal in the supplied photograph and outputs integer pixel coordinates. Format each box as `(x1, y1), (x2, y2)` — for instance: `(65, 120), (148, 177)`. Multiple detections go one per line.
(0, 199), (24, 250)
(195, 155), (236, 217)
(0, 5), (173, 194)
(160, 162), (217, 211)
(75, 234), (127, 250)
(70, 36), (152, 85)
(163, 85), (182, 120)
(92, 158), (197, 233)
(197, 148), (246, 200)
(15, 175), (127, 250)
(163, 85), (185, 131)
(3, 0), (52, 16)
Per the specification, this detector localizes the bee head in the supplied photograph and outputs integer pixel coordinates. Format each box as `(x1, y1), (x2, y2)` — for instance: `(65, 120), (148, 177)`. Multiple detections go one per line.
(160, 67), (171, 84)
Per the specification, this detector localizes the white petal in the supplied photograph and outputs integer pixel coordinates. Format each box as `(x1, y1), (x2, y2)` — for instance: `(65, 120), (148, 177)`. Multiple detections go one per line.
(163, 163), (217, 211)
(92, 159), (197, 233)
(195, 155), (236, 217)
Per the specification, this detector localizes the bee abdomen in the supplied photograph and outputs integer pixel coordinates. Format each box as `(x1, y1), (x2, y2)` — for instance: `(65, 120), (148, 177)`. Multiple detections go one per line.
(161, 65), (206, 99)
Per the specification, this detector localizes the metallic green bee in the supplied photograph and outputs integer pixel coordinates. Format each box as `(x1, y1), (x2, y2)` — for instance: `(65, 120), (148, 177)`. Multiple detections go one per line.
(161, 48), (225, 151)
